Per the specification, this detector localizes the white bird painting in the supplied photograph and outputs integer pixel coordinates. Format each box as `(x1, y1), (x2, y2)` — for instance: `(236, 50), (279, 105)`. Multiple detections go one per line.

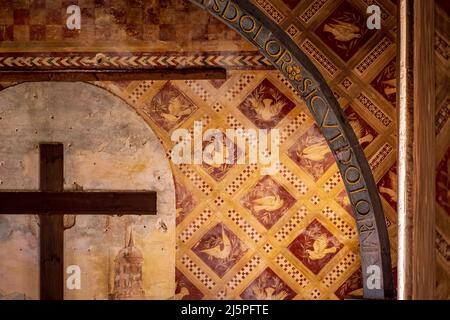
(307, 235), (337, 260)
(200, 225), (232, 260)
(323, 19), (362, 42)
(158, 96), (193, 125)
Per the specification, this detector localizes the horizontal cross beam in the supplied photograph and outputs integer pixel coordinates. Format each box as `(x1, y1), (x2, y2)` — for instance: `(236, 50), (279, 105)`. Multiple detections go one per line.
(0, 68), (227, 82)
(0, 191), (157, 215)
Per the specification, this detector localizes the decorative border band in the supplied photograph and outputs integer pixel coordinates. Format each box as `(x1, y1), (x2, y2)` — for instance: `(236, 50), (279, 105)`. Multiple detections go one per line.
(0, 51), (273, 70)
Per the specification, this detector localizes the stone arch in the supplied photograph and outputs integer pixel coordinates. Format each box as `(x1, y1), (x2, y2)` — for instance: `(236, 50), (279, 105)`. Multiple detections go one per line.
(189, 0), (394, 299)
(0, 82), (176, 299)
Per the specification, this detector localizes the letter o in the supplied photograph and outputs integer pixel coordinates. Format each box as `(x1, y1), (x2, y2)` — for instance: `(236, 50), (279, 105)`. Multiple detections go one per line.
(355, 199), (371, 216)
(345, 166), (361, 185)
(265, 40), (282, 58)
(240, 15), (257, 33)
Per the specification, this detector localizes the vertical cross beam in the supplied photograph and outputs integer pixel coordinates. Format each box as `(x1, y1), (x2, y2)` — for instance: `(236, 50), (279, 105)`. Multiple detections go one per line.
(39, 143), (64, 300)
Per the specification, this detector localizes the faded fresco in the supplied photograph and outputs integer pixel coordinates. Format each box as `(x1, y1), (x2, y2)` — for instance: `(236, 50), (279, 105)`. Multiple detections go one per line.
(0, 0), (448, 300)
(0, 82), (176, 300)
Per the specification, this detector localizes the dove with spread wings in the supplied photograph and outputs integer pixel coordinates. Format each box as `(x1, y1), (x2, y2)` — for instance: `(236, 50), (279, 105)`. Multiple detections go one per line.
(297, 135), (331, 162)
(200, 225), (232, 260)
(247, 88), (286, 122)
(158, 96), (193, 125)
(251, 193), (284, 213)
(307, 234), (337, 260)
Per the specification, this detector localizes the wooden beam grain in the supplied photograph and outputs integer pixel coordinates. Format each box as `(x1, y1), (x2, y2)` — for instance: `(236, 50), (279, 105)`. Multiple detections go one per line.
(397, 0), (436, 300)
(0, 68), (226, 82)
(411, 0), (436, 300)
(39, 143), (64, 301)
(0, 191), (157, 215)
(1, 143), (158, 300)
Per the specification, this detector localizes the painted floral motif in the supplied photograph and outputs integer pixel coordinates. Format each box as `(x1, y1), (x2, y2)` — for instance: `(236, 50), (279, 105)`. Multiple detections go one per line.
(144, 82), (197, 132)
(371, 59), (397, 107)
(287, 65), (302, 81)
(316, 1), (375, 61)
(240, 268), (296, 300)
(378, 164), (397, 210)
(192, 223), (247, 277)
(239, 79), (295, 129)
(175, 268), (204, 300)
(288, 219), (342, 274)
(241, 176), (296, 229)
(175, 180), (197, 225)
(288, 125), (334, 181)
(345, 106), (378, 149)
(436, 148), (450, 215)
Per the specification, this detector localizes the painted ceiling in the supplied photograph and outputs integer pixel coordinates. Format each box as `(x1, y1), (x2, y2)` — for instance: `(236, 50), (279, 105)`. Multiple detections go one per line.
(0, 0), (448, 299)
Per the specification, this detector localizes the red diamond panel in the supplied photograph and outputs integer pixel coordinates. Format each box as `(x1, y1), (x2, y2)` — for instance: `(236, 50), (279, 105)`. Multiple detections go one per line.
(288, 219), (343, 274)
(192, 223), (248, 277)
(287, 125), (334, 181)
(144, 82), (198, 132)
(315, 1), (376, 61)
(238, 79), (295, 129)
(241, 176), (296, 229)
(201, 134), (239, 182)
(345, 106), (378, 149)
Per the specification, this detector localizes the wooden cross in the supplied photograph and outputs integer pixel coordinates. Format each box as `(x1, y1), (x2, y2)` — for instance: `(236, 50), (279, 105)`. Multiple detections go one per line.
(0, 143), (157, 300)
